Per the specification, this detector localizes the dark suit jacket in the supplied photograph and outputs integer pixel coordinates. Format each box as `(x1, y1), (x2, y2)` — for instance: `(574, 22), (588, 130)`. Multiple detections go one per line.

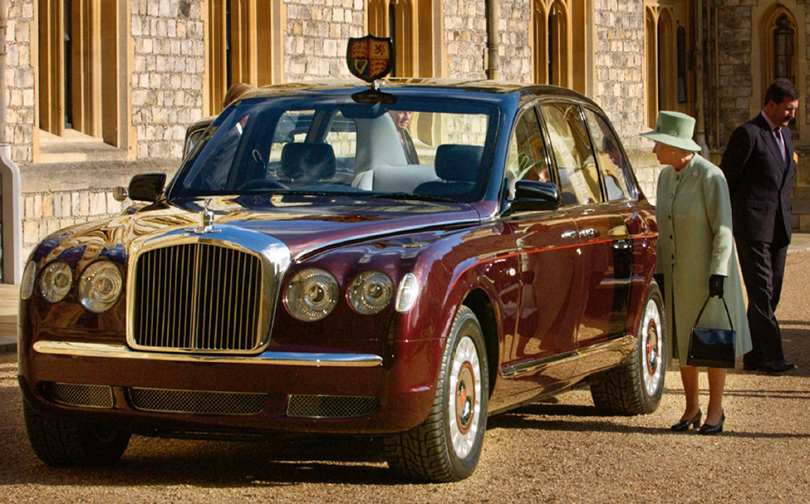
(400, 129), (419, 165)
(719, 114), (794, 245)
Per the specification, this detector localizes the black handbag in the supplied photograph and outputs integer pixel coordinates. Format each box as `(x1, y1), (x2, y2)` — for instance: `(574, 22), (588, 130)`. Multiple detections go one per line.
(687, 295), (736, 368)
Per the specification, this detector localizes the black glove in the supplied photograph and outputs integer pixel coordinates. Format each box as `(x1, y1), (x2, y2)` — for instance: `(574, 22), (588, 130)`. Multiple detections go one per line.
(709, 274), (725, 298)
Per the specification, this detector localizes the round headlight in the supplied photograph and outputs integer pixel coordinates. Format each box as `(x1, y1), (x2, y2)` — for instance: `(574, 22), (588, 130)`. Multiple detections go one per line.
(21, 261), (37, 300)
(78, 261), (123, 313)
(284, 268), (339, 321)
(347, 271), (394, 314)
(39, 260), (73, 303)
(395, 272), (419, 313)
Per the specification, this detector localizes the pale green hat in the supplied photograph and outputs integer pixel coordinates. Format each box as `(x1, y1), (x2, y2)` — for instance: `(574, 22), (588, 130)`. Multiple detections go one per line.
(640, 111), (701, 152)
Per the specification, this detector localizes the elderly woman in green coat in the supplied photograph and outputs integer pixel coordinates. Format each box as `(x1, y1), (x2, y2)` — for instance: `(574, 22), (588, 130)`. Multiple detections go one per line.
(642, 111), (751, 435)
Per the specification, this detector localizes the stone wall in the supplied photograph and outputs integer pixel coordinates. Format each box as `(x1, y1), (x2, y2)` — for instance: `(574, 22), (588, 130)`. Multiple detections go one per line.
(19, 159), (179, 261)
(715, 0), (810, 231)
(4, 0), (35, 163)
(131, 0), (206, 160)
(496, 0), (533, 83)
(716, 0), (754, 146)
(284, 0), (365, 81)
(593, 0), (658, 199)
(444, 0), (488, 79)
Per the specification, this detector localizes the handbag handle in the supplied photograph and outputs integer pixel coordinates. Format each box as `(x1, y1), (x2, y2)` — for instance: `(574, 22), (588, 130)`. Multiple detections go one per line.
(693, 294), (734, 331)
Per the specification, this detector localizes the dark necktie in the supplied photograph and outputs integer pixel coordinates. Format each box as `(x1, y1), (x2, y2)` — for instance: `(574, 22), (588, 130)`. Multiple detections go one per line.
(774, 127), (787, 167)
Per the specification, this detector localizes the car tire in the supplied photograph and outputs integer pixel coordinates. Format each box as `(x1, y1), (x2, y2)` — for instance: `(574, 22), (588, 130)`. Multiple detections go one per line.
(23, 400), (131, 466)
(590, 279), (666, 415)
(384, 305), (489, 482)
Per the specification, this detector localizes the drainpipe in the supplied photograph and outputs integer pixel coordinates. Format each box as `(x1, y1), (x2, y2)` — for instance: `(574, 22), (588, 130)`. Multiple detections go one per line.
(0, 0), (23, 284)
(0, 0), (6, 143)
(486, 0), (499, 80)
(694, 0), (710, 157)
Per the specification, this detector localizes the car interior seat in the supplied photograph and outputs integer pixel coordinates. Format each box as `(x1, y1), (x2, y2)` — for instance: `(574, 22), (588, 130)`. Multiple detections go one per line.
(279, 143), (337, 182)
(413, 144), (482, 198)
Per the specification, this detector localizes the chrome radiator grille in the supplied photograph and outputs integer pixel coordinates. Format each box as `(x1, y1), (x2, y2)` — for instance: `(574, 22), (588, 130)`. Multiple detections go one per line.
(133, 243), (263, 352)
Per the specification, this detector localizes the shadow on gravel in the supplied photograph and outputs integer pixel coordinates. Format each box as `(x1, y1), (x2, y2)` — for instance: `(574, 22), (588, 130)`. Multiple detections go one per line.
(117, 438), (396, 487)
(6, 433), (398, 487)
(722, 325), (810, 377)
(487, 402), (810, 439)
(489, 406), (664, 435)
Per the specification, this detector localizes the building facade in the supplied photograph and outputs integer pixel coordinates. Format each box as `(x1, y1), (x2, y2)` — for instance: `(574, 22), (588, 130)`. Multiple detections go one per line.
(0, 0), (808, 282)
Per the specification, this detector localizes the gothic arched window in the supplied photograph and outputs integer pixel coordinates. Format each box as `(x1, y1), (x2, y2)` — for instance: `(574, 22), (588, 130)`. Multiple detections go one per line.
(548, 2), (567, 87)
(773, 13), (795, 82)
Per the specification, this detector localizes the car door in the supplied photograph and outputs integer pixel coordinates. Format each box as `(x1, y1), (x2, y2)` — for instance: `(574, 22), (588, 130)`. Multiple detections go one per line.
(500, 106), (582, 390)
(581, 107), (641, 337)
(539, 102), (628, 351)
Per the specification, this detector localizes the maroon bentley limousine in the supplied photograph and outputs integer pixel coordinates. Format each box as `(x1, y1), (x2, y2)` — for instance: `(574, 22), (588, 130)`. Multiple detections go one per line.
(19, 72), (663, 482)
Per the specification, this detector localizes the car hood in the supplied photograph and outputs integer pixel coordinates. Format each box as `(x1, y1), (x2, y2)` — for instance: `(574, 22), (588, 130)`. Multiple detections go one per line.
(32, 194), (485, 265)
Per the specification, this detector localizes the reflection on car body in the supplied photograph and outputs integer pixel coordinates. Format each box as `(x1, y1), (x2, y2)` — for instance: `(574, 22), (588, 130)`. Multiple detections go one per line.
(19, 76), (663, 483)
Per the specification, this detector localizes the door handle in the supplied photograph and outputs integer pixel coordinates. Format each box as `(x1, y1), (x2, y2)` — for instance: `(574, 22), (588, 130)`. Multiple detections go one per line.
(562, 230), (578, 239)
(613, 239), (632, 251)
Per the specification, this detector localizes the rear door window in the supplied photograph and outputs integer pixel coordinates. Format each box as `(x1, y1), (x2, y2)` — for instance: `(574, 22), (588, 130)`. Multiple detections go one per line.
(582, 108), (638, 201)
(540, 103), (602, 206)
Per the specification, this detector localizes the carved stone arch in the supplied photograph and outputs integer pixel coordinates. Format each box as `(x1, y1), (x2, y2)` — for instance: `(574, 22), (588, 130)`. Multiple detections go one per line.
(751, 1), (805, 138)
(392, 0), (415, 77)
(760, 5), (798, 92)
(531, 0), (549, 84)
(203, 0), (285, 115)
(548, 0), (570, 88)
(368, 0), (385, 36)
(569, 0), (591, 95)
(658, 8), (675, 111)
(643, 5), (658, 127)
(365, 0), (437, 78)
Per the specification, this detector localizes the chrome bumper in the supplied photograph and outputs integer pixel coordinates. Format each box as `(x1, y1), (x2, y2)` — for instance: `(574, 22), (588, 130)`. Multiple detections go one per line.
(33, 341), (383, 368)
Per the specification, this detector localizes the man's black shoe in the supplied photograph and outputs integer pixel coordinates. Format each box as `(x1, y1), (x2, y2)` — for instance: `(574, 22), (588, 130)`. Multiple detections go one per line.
(761, 359), (797, 375)
(742, 362), (763, 372)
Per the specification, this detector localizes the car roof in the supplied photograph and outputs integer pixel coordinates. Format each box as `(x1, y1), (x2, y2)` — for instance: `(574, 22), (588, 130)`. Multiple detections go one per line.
(233, 78), (600, 109)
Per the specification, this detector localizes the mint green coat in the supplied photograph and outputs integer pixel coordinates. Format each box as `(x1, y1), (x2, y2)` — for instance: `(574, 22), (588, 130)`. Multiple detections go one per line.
(655, 154), (752, 366)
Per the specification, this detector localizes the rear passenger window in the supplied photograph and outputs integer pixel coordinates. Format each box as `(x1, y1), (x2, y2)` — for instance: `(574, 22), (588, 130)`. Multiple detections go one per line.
(583, 108), (637, 201)
(541, 103), (602, 205)
(505, 108), (551, 197)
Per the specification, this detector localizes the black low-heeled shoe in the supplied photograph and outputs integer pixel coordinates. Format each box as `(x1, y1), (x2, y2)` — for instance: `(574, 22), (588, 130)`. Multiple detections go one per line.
(699, 413), (725, 435)
(671, 409), (702, 431)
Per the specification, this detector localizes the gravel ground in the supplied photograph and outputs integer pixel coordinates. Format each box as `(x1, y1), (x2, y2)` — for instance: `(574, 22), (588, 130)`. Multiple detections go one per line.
(1, 253), (808, 503)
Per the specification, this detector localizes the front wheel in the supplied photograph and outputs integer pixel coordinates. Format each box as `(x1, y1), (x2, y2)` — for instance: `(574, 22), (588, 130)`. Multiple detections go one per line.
(590, 279), (666, 415)
(23, 400), (131, 466)
(384, 306), (489, 482)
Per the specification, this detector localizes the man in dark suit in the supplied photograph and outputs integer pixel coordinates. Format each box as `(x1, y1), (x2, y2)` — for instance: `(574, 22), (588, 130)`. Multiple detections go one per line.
(389, 110), (419, 164)
(720, 78), (799, 374)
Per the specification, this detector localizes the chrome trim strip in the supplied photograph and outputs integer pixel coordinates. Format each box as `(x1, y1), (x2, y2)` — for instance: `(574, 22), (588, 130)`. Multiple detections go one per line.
(33, 341), (383, 368)
(501, 334), (634, 377)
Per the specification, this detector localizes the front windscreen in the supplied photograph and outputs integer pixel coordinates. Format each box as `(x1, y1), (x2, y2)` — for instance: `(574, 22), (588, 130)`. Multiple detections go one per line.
(168, 95), (497, 202)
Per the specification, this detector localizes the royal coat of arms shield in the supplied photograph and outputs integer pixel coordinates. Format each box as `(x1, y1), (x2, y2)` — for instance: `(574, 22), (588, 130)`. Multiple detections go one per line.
(346, 35), (394, 82)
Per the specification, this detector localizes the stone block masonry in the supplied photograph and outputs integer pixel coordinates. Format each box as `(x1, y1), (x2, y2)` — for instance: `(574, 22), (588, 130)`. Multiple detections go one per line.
(131, 0), (206, 159)
(19, 159), (179, 261)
